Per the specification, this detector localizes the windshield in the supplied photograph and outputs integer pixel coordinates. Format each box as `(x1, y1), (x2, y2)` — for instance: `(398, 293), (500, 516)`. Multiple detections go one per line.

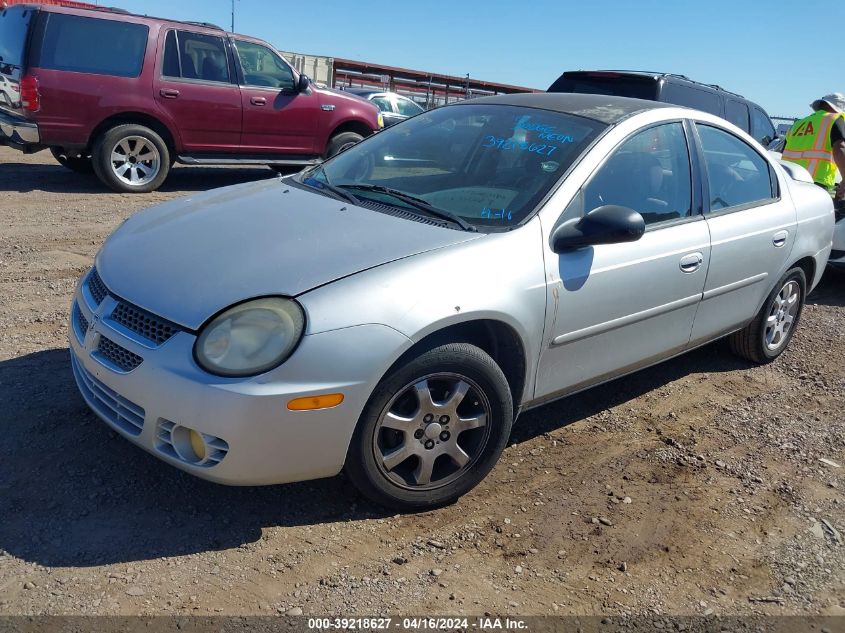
(302, 103), (605, 230)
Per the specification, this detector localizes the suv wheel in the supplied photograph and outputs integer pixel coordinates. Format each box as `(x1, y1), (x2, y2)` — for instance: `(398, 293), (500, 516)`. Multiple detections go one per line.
(729, 267), (806, 364)
(345, 343), (513, 511)
(326, 131), (364, 158)
(50, 148), (94, 174)
(92, 124), (170, 193)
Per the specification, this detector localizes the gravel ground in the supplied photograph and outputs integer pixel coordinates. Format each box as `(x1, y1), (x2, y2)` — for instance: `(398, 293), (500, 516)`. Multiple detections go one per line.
(0, 147), (843, 617)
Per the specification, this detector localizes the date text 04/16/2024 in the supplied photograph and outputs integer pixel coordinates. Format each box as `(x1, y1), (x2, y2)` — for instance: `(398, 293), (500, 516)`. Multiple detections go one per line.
(307, 616), (529, 630)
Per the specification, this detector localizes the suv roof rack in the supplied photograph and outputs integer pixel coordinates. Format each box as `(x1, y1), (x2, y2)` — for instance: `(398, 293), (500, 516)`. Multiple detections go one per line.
(181, 20), (224, 30)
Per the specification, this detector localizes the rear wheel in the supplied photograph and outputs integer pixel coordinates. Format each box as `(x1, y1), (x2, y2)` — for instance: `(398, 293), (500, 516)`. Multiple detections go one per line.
(345, 343), (513, 511)
(91, 124), (170, 193)
(50, 148), (94, 174)
(326, 131), (364, 158)
(729, 267), (806, 363)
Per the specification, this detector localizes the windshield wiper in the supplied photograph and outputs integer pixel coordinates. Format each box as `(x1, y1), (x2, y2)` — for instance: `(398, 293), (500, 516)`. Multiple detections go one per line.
(300, 166), (361, 206)
(339, 184), (476, 232)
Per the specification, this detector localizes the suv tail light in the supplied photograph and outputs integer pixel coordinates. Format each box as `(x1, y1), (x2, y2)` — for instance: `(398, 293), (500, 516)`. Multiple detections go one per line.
(20, 75), (40, 112)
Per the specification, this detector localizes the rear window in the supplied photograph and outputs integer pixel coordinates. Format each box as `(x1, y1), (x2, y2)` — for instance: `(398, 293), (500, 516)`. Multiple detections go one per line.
(0, 6), (34, 79)
(36, 13), (147, 78)
(548, 73), (658, 100)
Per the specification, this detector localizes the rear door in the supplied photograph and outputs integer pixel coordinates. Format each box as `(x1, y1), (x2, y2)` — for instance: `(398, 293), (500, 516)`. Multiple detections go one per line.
(232, 39), (318, 155)
(153, 29), (242, 152)
(688, 122), (795, 344)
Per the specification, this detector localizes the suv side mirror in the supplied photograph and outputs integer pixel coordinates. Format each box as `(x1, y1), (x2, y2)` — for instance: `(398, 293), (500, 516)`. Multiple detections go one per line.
(551, 205), (645, 253)
(297, 74), (310, 92)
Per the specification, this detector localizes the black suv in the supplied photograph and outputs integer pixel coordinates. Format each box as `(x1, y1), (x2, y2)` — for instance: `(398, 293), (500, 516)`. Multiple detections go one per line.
(548, 70), (778, 146)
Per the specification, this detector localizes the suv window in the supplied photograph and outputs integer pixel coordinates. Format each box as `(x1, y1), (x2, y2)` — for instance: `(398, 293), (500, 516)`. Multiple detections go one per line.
(395, 96), (423, 117)
(751, 107), (776, 145)
(547, 73), (658, 100)
(163, 30), (230, 83)
(234, 40), (294, 89)
(696, 124), (774, 211)
(660, 82), (721, 116)
(370, 96), (393, 113)
(725, 100), (749, 131)
(583, 122), (692, 226)
(37, 13), (147, 78)
(0, 6), (33, 81)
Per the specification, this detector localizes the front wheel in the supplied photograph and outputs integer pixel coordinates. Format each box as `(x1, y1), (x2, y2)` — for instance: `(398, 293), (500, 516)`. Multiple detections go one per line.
(345, 343), (513, 511)
(325, 131), (364, 158)
(729, 267), (806, 363)
(91, 124), (170, 193)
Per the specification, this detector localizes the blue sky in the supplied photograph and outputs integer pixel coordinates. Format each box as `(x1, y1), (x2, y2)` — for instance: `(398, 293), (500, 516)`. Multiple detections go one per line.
(100, 0), (842, 118)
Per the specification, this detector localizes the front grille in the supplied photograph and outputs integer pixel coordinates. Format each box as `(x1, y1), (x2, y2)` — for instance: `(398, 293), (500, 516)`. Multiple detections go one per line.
(72, 302), (89, 343)
(87, 269), (108, 306)
(110, 301), (179, 346)
(71, 354), (145, 436)
(156, 419), (230, 467)
(96, 336), (143, 373)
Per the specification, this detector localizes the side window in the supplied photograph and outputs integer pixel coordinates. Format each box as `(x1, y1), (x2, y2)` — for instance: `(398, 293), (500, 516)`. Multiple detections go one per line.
(583, 122), (692, 226)
(162, 30), (230, 83)
(751, 108), (776, 145)
(696, 124), (775, 211)
(395, 96), (424, 117)
(370, 96), (393, 113)
(725, 100), (749, 132)
(38, 14), (148, 78)
(234, 40), (294, 89)
(661, 82), (721, 116)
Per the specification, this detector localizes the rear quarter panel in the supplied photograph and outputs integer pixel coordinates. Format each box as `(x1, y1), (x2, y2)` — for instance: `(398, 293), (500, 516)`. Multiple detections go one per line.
(782, 171), (835, 290)
(30, 15), (182, 150)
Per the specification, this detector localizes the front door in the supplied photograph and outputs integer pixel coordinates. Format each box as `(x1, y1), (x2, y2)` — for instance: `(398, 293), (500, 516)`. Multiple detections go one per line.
(536, 121), (710, 399)
(232, 39), (318, 155)
(688, 122), (796, 344)
(153, 29), (242, 152)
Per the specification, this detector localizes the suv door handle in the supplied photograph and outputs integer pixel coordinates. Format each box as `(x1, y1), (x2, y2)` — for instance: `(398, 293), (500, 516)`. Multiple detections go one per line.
(772, 230), (789, 248)
(679, 252), (704, 273)
(250, 96), (267, 106)
(159, 89), (180, 99)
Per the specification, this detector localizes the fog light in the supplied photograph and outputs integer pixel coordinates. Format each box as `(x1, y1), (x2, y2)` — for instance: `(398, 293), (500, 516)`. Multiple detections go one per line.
(287, 393), (344, 411)
(189, 429), (207, 461)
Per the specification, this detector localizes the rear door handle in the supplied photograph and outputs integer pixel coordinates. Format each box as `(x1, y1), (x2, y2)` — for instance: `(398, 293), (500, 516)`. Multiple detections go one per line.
(159, 89), (179, 99)
(772, 230), (789, 248)
(250, 96), (267, 106)
(679, 252), (704, 273)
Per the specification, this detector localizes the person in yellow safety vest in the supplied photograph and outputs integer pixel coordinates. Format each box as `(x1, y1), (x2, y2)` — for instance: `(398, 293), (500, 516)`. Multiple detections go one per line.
(782, 93), (845, 202)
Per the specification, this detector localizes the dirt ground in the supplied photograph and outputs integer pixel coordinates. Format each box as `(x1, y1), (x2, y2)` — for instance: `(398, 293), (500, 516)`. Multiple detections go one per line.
(0, 146), (843, 618)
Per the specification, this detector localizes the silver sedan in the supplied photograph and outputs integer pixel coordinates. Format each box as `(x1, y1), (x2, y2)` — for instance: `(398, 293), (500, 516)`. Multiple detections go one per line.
(70, 93), (834, 510)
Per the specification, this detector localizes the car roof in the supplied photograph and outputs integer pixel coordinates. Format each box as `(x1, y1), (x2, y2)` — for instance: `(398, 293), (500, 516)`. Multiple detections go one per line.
(562, 70), (747, 100)
(462, 92), (673, 124)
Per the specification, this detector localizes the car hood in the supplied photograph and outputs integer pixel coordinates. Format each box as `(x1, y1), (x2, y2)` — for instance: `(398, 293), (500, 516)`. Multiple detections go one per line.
(97, 178), (481, 330)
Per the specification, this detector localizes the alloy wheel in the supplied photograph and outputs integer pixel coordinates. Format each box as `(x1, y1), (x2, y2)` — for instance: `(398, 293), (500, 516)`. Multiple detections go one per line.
(373, 373), (492, 491)
(109, 136), (161, 187)
(764, 280), (800, 351)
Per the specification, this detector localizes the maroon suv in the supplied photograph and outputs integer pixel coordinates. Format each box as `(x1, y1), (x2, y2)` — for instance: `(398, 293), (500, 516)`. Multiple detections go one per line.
(0, 4), (383, 192)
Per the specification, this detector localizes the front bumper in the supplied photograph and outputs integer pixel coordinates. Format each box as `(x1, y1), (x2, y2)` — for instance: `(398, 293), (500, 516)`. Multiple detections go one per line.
(69, 271), (411, 486)
(0, 108), (40, 150)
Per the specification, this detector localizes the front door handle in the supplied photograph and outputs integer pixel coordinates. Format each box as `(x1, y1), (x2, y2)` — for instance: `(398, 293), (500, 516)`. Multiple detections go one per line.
(159, 89), (180, 99)
(250, 96), (267, 106)
(679, 252), (704, 273)
(772, 230), (789, 248)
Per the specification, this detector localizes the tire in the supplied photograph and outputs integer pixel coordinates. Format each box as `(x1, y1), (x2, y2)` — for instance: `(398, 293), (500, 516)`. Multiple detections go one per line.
(729, 267), (806, 364)
(325, 131), (364, 158)
(91, 124), (170, 193)
(50, 148), (94, 174)
(345, 343), (513, 511)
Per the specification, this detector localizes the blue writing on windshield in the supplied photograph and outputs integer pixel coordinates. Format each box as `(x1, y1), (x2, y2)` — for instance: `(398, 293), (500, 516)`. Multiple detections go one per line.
(481, 208), (514, 222)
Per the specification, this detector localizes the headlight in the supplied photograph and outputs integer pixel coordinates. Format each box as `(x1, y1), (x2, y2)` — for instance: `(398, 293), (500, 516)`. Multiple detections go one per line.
(377, 112), (385, 128)
(194, 297), (305, 377)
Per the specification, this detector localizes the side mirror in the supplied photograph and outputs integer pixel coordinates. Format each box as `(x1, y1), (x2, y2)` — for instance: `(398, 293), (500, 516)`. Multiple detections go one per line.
(551, 205), (645, 253)
(761, 135), (772, 147)
(297, 74), (310, 92)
